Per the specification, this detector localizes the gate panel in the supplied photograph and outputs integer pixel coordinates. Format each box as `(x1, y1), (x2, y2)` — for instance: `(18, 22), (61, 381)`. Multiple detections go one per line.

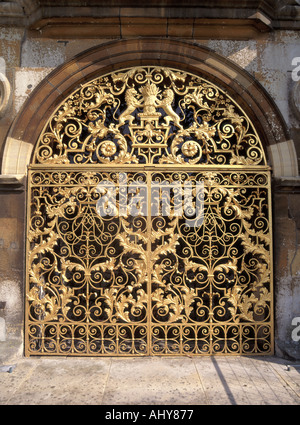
(26, 168), (272, 355)
(26, 170), (149, 355)
(150, 171), (272, 355)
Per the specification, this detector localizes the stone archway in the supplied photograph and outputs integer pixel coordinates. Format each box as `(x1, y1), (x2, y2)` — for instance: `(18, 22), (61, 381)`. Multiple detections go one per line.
(1, 38), (297, 178)
(1, 38), (297, 357)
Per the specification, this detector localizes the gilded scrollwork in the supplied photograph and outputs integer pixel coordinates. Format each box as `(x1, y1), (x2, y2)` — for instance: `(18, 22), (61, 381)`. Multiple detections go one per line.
(33, 67), (266, 166)
(26, 66), (272, 356)
(27, 168), (272, 355)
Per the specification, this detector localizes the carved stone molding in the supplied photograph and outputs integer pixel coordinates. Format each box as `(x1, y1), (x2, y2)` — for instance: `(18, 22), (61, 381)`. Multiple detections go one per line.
(291, 81), (300, 122)
(0, 72), (11, 119)
(1, 1), (300, 31)
(0, 175), (25, 193)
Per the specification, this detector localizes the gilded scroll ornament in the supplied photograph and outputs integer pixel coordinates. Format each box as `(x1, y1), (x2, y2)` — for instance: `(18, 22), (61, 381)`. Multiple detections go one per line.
(26, 66), (272, 356)
(33, 67), (267, 166)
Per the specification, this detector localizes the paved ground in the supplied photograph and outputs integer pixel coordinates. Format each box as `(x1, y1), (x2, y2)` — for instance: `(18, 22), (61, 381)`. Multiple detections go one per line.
(0, 354), (299, 405)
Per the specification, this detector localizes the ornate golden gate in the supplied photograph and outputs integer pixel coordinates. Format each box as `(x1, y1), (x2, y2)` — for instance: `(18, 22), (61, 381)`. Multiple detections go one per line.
(25, 67), (273, 356)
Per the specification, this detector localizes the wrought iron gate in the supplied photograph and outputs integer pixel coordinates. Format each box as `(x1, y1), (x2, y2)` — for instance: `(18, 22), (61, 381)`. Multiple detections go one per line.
(25, 67), (273, 356)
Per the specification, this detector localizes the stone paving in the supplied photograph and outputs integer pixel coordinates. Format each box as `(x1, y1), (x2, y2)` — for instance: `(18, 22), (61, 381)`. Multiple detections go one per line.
(0, 355), (299, 405)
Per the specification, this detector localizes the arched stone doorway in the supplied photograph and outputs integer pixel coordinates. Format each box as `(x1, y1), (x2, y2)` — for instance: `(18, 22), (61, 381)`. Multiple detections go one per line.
(3, 39), (297, 356)
(24, 63), (273, 356)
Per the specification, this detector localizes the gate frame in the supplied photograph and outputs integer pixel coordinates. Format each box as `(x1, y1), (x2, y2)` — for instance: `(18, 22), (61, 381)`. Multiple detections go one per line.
(24, 63), (274, 356)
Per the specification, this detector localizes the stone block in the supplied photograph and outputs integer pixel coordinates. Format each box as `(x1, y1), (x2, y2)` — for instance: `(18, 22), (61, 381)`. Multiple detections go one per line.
(0, 302), (6, 342)
(267, 140), (299, 178)
(1, 137), (33, 175)
(167, 19), (194, 38)
(14, 68), (53, 114)
(0, 317), (5, 341)
(0, 280), (22, 338)
(120, 17), (167, 38)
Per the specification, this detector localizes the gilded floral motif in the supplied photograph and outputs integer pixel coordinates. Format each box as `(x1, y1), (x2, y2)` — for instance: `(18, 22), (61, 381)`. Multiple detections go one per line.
(100, 141), (117, 157)
(181, 141), (199, 157)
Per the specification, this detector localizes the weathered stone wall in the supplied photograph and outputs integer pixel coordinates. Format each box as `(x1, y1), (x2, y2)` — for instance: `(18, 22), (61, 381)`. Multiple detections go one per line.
(0, 18), (299, 359)
(0, 182), (25, 338)
(273, 182), (300, 359)
(2, 29), (299, 170)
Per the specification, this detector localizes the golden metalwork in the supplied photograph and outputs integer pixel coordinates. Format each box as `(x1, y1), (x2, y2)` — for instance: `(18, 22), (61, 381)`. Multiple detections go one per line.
(33, 66), (267, 167)
(26, 67), (273, 356)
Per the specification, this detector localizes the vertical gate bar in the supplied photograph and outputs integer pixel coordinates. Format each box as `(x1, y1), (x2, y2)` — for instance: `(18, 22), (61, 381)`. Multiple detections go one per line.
(240, 324), (242, 355)
(147, 171), (152, 355)
(268, 170), (274, 355)
(24, 167), (32, 357)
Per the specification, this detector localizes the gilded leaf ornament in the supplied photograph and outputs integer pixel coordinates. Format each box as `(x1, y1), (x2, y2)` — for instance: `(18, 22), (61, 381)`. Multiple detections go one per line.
(33, 67), (266, 166)
(26, 66), (273, 356)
